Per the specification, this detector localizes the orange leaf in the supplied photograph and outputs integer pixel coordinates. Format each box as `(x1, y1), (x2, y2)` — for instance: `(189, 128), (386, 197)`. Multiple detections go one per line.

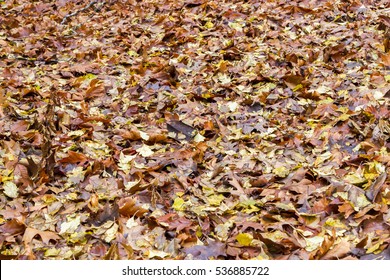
(59, 151), (88, 164)
(85, 79), (105, 99)
(380, 53), (390, 66)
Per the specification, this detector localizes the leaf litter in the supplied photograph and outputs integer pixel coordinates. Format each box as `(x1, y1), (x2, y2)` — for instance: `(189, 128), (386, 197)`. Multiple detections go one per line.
(0, 0), (389, 260)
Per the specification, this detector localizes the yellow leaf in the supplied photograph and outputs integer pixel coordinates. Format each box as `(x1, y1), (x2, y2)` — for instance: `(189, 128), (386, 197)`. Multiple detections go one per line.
(356, 194), (371, 209)
(366, 241), (382, 254)
(44, 248), (61, 257)
(325, 218), (347, 228)
(273, 166), (289, 177)
(59, 215), (81, 234)
(194, 133), (205, 143)
(206, 194), (225, 206)
(314, 151), (332, 166)
(236, 233), (253, 246)
(136, 145), (154, 157)
(218, 73), (231, 85)
(148, 250), (169, 258)
(172, 197), (185, 211)
(104, 223), (119, 243)
(118, 152), (136, 173)
(345, 173), (366, 185)
(83, 73), (96, 80)
(228, 21), (244, 32)
(66, 166), (85, 185)
(305, 236), (324, 252)
(204, 21), (214, 29)
(293, 84), (303, 92)
(127, 50), (138, 57)
(3, 181), (18, 198)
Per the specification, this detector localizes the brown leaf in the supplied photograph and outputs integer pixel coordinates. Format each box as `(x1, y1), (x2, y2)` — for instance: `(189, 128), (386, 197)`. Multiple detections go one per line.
(118, 197), (148, 218)
(338, 202), (355, 219)
(321, 239), (351, 260)
(85, 79), (105, 99)
(59, 150), (88, 164)
(91, 202), (119, 226)
(283, 74), (304, 89)
(22, 228), (60, 245)
(89, 242), (108, 258)
(0, 219), (26, 236)
(167, 120), (196, 141)
(311, 103), (339, 118)
(104, 243), (120, 260)
(366, 172), (387, 202)
(26, 156), (40, 179)
(183, 239), (226, 260)
(156, 213), (193, 232)
(380, 53), (390, 66)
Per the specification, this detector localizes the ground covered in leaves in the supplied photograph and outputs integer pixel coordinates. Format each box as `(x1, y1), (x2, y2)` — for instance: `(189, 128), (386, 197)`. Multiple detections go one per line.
(0, 0), (390, 260)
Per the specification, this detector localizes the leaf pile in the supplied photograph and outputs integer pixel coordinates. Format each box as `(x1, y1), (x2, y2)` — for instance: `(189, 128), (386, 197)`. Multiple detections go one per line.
(0, 0), (389, 260)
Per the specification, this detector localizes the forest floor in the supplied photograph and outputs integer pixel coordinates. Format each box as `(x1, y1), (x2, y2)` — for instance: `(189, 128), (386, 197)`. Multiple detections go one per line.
(0, 0), (389, 260)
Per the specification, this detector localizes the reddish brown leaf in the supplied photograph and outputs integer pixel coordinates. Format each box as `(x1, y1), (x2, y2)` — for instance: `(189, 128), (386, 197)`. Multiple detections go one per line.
(85, 79), (105, 99)
(0, 219), (26, 236)
(59, 151), (88, 164)
(118, 197), (147, 218)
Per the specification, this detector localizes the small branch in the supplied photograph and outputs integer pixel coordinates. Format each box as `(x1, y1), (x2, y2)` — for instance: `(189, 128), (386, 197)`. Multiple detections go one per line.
(61, 1), (98, 25)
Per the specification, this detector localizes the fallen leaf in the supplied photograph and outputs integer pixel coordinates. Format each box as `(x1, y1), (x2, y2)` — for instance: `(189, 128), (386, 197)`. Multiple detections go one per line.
(321, 239), (351, 260)
(183, 239), (226, 260)
(0, 218), (26, 236)
(23, 228), (60, 245)
(236, 233), (253, 246)
(3, 181), (18, 198)
(59, 215), (81, 234)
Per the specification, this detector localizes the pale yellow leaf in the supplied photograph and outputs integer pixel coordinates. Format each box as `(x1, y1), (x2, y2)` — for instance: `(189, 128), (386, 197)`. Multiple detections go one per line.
(3, 181), (18, 198)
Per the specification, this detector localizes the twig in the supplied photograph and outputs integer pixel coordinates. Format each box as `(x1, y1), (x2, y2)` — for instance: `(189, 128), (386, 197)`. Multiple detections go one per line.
(2, 54), (72, 64)
(61, 1), (98, 25)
